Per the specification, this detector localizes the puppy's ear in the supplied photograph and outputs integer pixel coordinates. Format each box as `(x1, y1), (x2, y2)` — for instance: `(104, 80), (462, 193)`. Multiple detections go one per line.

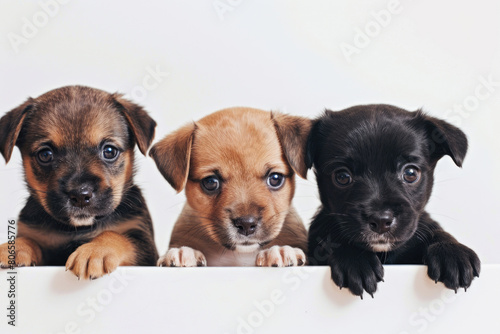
(0, 100), (33, 163)
(271, 112), (312, 179)
(149, 123), (196, 192)
(306, 110), (334, 170)
(112, 94), (157, 156)
(305, 119), (319, 170)
(417, 110), (468, 167)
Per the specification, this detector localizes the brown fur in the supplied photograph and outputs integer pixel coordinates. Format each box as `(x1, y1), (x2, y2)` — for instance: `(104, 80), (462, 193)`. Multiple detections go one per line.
(0, 237), (42, 267)
(66, 231), (136, 279)
(0, 86), (158, 279)
(150, 107), (311, 267)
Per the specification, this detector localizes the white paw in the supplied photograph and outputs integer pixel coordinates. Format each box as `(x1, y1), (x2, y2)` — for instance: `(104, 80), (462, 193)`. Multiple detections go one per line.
(157, 247), (207, 267)
(255, 245), (306, 267)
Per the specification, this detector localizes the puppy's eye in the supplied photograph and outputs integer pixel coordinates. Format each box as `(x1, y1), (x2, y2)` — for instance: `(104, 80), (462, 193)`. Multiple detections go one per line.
(267, 173), (285, 190)
(403, 166), (420, 183)
(37, 148), (54, 164)
(333, 168), (352, 187)
(102, 145), (119, 161)
(201, 176), (220, 193)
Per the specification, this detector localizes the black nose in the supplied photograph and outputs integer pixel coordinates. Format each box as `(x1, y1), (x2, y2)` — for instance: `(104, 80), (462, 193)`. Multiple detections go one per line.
(368, 210), (394, 234)
(232, 216), (259, 236)
(69, 187), (93, 208)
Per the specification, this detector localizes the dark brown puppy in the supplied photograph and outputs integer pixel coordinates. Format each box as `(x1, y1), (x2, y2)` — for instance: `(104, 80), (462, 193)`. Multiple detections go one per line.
(307, 104), (480, 298)
(0, 85), (158, 279)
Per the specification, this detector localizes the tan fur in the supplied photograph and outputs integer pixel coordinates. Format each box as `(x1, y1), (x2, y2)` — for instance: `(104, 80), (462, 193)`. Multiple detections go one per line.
(149, 123), (195, 191)
(22, 158), (50, 214)
(66, 231), (136, 279)
(0, 237), (43, 267)
(151, 107), (311, 267)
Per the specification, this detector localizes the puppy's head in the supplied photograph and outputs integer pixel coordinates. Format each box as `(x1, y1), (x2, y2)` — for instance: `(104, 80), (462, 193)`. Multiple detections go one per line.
(0, 86), (156, 227)
(150, 107), (311, 252)
(307, 104), (467, 252)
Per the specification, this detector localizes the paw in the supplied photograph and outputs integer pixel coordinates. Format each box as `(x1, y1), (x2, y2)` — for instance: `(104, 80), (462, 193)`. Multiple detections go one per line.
(425, 242), (480, 292)
(66, 244), (121, 280)
(329, 246), (384, 298)
(158, 247), (207, 267)
(255, 245), (306, 267)
(0, 238), (42, 268)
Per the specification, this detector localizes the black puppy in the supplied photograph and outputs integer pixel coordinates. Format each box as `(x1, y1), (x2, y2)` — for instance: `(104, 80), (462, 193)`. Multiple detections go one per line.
(306, 104), (480, 298)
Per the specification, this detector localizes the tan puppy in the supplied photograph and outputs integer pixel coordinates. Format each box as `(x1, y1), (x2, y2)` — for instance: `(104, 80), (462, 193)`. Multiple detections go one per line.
(150, 107), (311, 266)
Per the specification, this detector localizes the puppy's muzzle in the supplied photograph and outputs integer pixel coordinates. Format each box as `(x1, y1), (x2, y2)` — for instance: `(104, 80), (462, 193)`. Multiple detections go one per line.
(232, 215), (260, 236)
(368, 210), (395, 234)
(68, 185), (93, 208)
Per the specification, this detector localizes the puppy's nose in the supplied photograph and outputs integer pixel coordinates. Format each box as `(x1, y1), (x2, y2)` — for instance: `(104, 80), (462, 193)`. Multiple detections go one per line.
(232, 216), (259, 236)
(69, 187), (93, 208)
(369, 210), (394, 234)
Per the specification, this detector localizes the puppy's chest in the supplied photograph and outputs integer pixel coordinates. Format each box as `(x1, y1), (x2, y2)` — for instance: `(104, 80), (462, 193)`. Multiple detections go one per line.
(204, 249), (258, 266)
(19, 223), (100, 250)
(18, 219), (140, 250)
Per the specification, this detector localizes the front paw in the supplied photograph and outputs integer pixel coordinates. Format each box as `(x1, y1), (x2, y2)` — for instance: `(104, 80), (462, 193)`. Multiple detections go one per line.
(425, 242), (480, 291)
(158, 247), (207, 267)
(0, 238), (42, 268)
(255, 246), (306, 267)
(66, 244), (121, 280)
(329, 247), (384, 298)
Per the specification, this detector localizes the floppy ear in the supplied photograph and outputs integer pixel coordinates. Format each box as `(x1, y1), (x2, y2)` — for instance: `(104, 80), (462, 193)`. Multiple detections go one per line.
(271, 112), (312, 179)
(305, 110), (335, 170)
(305, 119), (320, 170)
(112, 94), (157, 156)
(417, 110), (468, 167)
(149, 123), (196, 192)
(0, 100), (34, 163)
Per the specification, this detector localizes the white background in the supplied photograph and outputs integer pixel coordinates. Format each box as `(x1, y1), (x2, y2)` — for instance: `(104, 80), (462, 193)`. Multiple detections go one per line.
(0, 0), (499, 266)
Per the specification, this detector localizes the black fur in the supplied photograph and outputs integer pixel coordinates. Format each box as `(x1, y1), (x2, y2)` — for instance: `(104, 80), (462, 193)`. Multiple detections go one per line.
(307, 104), (480, 298)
